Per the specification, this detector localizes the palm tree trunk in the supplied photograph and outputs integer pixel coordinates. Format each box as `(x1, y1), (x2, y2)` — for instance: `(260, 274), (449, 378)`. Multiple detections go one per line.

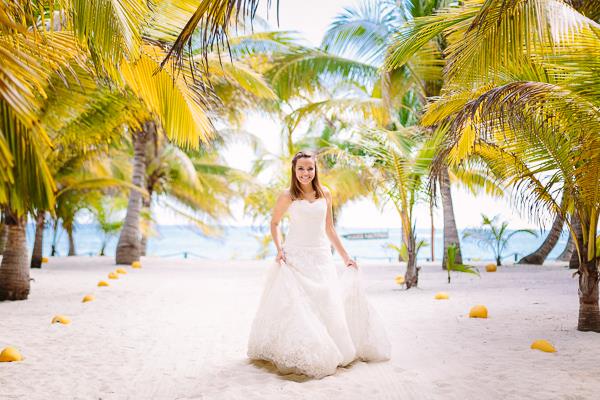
(430, 200), (435, 262)
(50, 218), (59, 256)
(441, 168), (462, 269)
(0, 222), (7, 255)
(116, 122), (152, 264)
(30, 212), (45, 268)
(381, 70), (393, 129)
(571, 212), (600, 331)
(558, 233), (575, 262)
(0, 212), (30, 301)
(569, 214), (582, 270)
(67, 225), (76, 256)
(578, 255), (600, 332)
(140, 193), (152, 256)
(404, 232), (419, 289)
(100, 239), (107, 256)
(518, 212), (564, 264)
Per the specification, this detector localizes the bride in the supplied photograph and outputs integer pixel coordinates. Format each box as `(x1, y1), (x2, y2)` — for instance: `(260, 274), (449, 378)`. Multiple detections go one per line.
(247, 151), (391, 378)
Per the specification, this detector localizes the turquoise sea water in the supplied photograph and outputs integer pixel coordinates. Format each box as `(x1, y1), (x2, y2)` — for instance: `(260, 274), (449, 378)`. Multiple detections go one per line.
(25, 224), (569, 263)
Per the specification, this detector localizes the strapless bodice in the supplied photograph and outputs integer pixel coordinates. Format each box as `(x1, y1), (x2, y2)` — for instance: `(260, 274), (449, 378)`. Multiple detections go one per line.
(284, 198), (329, 248)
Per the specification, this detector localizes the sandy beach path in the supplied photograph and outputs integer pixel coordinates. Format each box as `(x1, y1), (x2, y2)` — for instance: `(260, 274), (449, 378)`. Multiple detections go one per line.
(1, 256), (599, 400)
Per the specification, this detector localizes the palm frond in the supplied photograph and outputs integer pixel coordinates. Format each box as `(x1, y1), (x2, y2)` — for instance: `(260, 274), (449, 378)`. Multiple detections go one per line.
(122, 45), (214, 148)
(207, 56), (276, 99)
(69, 0), (150, 77)
(268, 49), (379, 100)
(285, 97), (389, 132)
(385, 2), (477, 71)
(444, 0), (598, 86)
(322, 0), (399, 64)
(161, 0), (272, 68)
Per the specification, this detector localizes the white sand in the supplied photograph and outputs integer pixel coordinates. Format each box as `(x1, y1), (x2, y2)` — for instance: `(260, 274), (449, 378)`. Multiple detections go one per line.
(1, 256), (599, 400)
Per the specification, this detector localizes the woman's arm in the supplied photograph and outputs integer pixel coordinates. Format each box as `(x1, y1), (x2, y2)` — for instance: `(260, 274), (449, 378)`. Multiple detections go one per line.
(323, 188), (358, 269)
(271, 191), (292, 263)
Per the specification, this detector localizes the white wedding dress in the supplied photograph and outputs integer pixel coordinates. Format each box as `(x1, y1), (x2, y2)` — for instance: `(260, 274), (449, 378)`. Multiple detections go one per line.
(247, 198), (391, 378)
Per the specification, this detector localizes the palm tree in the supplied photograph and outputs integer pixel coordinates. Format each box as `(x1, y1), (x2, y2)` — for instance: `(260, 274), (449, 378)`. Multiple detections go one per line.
(269, 0), (472, 269)
(115, 121), (154, 264)
(0, 215), (7, 255)
(116, 16), (279, 263)
(558, 233), (576, 263)
(463, 214), (536, 266)
(392, 0), (600, 331)
(518, 212), (564, 265)
(383, 0), (480, 269)
(87, 194), (126, 256)
(28, 68), (140, 265)
(360, 128), (435, 288)
(30, 212), (46, 268)
(0, 6), (81, 299)
(139, 137), (246, 255)
(0, 1), (217, 298)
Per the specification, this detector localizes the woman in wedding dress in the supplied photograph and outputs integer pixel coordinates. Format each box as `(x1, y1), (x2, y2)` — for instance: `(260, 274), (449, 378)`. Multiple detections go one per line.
(247, 151), (391, 379)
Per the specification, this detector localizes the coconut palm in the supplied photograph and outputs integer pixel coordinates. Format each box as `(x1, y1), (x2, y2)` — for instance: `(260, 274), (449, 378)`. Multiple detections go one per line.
(389, 0), (600, 330)
(359, 128), (435, 288)
(28, 67), (140, 266)
(116, 15), (280, 263)
(463, 214), (536, 266)
(0, 5), (83, 299)
(558, 233), (576, 263)
(267, 0), (472, 269)
(139, 137), (248, 255)
(518, 208), (565, 265)
(30, 212), (46, 268)
(0, 216), (7, 255)
(0, 1), (217, 298)
(86, 194), (127, 256)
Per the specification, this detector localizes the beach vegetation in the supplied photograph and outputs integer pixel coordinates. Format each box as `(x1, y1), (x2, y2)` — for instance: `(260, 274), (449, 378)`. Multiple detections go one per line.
(360, 129), (434, 288)
(445, 244), (479, 284)
(463, 215), (536, 266)
(387, 239), (428, 263)
(386, 0), (600, 331)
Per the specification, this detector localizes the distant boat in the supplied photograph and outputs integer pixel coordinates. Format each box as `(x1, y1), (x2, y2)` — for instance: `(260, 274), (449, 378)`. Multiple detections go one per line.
(342, 231), (389, 240)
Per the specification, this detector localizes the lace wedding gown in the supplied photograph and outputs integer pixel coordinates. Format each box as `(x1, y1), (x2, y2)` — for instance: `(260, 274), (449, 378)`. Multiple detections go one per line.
(247, 197), (391, 378)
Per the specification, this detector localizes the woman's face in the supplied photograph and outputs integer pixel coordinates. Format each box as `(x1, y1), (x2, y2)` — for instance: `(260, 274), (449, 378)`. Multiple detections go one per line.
(295, 157), (316, 186)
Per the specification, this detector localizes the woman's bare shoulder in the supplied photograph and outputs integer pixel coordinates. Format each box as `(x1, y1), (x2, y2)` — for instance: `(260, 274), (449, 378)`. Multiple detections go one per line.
(277, 190), (293, 202)
(321, 186), (332, 198)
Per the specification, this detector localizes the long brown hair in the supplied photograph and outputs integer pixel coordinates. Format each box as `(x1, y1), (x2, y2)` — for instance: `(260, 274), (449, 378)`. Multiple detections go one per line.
(289, 151), (326, 201)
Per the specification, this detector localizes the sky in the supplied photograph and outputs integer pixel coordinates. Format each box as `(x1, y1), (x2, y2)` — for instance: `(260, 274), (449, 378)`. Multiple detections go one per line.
(158, 0), (540, 230)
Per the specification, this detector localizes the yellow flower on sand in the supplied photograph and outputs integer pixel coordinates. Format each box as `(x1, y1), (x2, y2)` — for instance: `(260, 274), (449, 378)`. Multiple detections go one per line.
(82, 295), (95, 303)
(131, 261), (142, 269)
(434, 292), (449, 300)
(531, 340), (556, 353)
(98, 281), (109, 287)
(394, 275), (405, 285)
(469, 305), (488, 318)
(51, 315), (71, 325)
(0, 347), (23, 362)
(485, 264), (497, 272)
(41, 257), (49, 263)
(108, 272), (119, 279)
(116, 267), (127, 274)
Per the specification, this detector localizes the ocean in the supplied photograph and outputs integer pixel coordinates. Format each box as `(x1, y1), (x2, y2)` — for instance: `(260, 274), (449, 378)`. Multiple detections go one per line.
(25, 224), (570, 264)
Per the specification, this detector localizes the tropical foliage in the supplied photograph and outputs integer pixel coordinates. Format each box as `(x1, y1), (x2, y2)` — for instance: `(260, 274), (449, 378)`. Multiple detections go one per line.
(359, 128), (435, 288)
(445, 244), (479, 284)
(2, 0), (599, 336)
(386, 0), (600, 330)
(463, 214), (536, 266)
